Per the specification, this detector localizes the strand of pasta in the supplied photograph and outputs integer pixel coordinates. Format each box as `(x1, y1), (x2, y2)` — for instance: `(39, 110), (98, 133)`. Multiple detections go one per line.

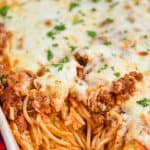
(46, 119), (81, 147)
(76, 105), (93, 127)
(73, 131), (85, 149)
(51, 118), (80, 146)
(30, 126), (39, 149)
(80, 104), (91, 118)
(92, 134), (99, 149)
(141, 113), (150, 129)
(37, 115), (71, 147)
(109, 110), (123, 125)
(71, 107), (85, 126)
(42, 135), (50, 150)
(97, 137), (111, 150)
(46, 120), (72, 137)
(23, 96), (33, 125)
(86, 121), (91, 150)
(23, 96), (42, 149)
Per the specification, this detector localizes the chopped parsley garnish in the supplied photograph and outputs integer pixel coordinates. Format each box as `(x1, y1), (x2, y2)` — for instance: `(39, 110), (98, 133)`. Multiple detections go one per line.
(69, 2), (79, 11)
(97, 64), (108, 73)
(84, 46), (89, 50)
(0, 75), (7, 84)
(46, 68), (50, 72)
(106, 0), (113, 2)
(47, 31), (55, 39)
(73, 18), (84, 25)
(60, 56), (70, 63)
(47, 24), (66, 39)
(91, 8), (97, 12)
(53, 56), (70, 71)
(52, 43), (59, 47)
(136, 98), (150, 107)
(91, 0), (101, 2)
(69, 45), (77, 52)
(143, 34), (148, 39)
(0, 5), (10, 18)
(104, 41), (112, 46)
(87, 31), (97, 38)
(110, 2), (119, 8)
(111, 66), (121, 78)
(106, 18), (114, 23)
(113, 72), (121, 77)
(47, 49), (53, 60)
(54, 24), (66, 31)
(100, 18), (114, 27)
(63, 36), (68, 40)
(53, 63), (63, 71)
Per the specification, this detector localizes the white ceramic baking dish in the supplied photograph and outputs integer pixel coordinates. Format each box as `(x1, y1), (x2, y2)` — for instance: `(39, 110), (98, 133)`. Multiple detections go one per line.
(0, 107), (19, 150)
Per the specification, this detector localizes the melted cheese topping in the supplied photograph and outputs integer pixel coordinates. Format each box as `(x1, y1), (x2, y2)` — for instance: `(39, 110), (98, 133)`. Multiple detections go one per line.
(0, 0), (150, 148)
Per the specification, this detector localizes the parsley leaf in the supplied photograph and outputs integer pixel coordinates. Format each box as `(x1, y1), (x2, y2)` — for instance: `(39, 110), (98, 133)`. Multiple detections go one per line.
(52, 43), (59, 47)
(110, 2), (119, 8)
(73, 18), (84, 25)
(91, 0), (101, 2)
(106, 18), (114, 23)
(0, 75), (7, 84)
(87, 30), (97, 38)
(69, 45), (77, 52)
(113, 72), (121, 77)
(53, 56), (70, 71)
(47, 49), (53, 61)
(0, 5), (9, 18)
(53, 63), (63, 71)
(69, 2), (79, 11)
(104, 41), (112, 46)
(47, 31), (56, 39)
(54, 24), (66, 31)
(111, 66), (121, 78)
(60, 56), (70, 63)
(137, 98), (150, 107)
(47, 24), (66, 39)
(97, 64), (108, 73)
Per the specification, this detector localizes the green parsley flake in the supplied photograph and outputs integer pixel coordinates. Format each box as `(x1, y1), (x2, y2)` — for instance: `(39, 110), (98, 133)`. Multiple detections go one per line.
(111, 66), (121, 78)
(0, 75), (7, 84)
(97, 64), (108, 73)
(87, 31), (97, 38)
(107, 0), (113, 2)
(0, 5), (10, 18)
(106, 18), (114, 23)
(47, 31), (56, 39)
(47, 24), (66, 39)
(60, 56), (70, 63)
(136, 98), (150, 107)
(69, 45), (77, 52)
(91, 0), (101, 2)
(52, 43), (59, 47)
(113, 72), (121, 77)
(53, 56), (70, 71)
(69, 2), (79, 11)
(53, 63), (63, 71)
(47, 49), (53, 61)
(91, 8), (97, 12)
(73, 18), (84, 25)
(54, 24), (66, 31)
(104, 41), (112, 46)
(110, 2), (119, 8)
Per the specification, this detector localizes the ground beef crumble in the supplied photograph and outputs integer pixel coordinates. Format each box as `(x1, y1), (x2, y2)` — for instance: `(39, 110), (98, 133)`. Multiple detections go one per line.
(89, 72), (143, 113)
